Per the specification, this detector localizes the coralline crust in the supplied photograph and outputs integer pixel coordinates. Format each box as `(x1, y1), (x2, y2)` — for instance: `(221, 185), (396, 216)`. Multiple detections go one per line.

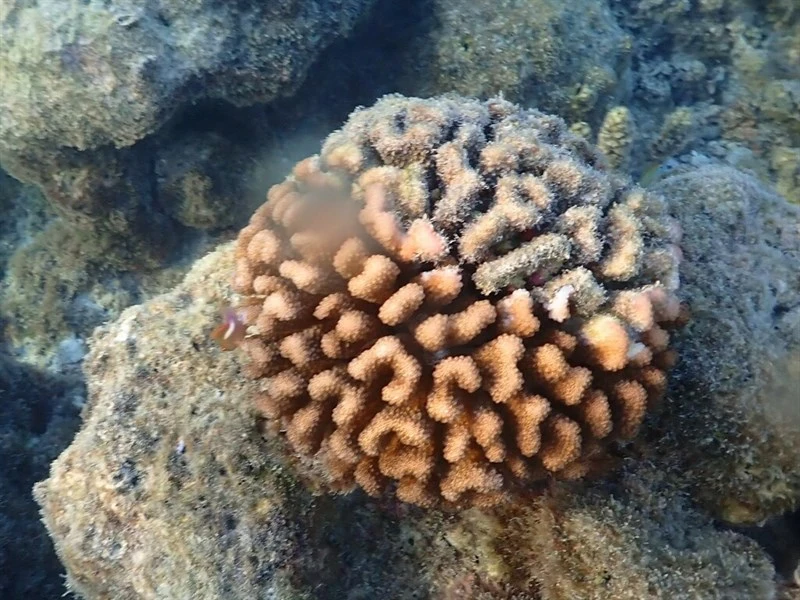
(233, 95), (684, 509)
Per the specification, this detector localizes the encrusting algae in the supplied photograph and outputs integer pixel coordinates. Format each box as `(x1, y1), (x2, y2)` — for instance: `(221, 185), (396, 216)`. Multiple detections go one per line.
(228, 95), (686, 509)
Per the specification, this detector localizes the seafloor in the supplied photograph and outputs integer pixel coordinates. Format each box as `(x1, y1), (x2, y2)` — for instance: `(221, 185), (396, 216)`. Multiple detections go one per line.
(0, 1), (799, 599)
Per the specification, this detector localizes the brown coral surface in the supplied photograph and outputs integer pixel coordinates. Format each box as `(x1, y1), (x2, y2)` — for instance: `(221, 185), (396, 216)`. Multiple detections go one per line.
(233, 95), (683, 508)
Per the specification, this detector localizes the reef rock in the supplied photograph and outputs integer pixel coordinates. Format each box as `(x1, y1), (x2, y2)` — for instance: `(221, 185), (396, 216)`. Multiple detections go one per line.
(0, 0), (372, 155)
(0, 0), (375, 248)
(655, 165), (800, 524)
(528, 462), (777, 600)
(424, 0), (631, 125)
(35, 157), (797, 597)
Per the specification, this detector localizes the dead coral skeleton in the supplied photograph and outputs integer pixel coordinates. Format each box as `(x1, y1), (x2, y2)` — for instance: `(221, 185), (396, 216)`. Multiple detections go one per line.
(232, 95), (684, 509)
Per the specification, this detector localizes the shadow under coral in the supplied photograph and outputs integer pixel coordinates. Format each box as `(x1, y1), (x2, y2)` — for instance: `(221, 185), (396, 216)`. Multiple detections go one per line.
(0, 335), (84, 599)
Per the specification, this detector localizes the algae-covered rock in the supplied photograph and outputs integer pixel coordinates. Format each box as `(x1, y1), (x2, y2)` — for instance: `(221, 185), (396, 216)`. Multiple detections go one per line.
(1, 220), (130, 354)
(771, 146), (800, 206)
(425, 0), (631, 124)
(33, 246), (314, 599)
(0, 0), (372, 156)
(528, 463), (777, 600)
(656, 166), (800, 523)
(0, 214), (192, 365)
(0, 0), (375, 255)
(155, 130), (254, 230)
(762, 79), (800, 138)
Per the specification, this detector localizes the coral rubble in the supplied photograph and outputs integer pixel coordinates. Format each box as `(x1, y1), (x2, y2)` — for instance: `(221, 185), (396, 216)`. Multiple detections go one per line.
(610, 0), (800, 200)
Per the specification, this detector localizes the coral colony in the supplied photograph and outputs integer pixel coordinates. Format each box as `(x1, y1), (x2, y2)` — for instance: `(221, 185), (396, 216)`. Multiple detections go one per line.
(229, 95), (685, 508)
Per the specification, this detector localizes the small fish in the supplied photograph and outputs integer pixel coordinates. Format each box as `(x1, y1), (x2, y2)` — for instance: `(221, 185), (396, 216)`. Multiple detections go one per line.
(639, 158), (680, 187)
(210, 306), (247, 350)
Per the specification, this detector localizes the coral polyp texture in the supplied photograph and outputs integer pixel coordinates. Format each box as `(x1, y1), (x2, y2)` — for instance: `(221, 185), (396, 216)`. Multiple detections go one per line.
(233, 95), (683, 508)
